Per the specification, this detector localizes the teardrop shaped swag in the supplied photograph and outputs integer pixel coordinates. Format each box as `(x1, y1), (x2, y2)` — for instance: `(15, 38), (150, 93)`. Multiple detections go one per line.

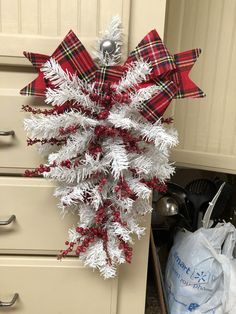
(20, 28), (205, 278)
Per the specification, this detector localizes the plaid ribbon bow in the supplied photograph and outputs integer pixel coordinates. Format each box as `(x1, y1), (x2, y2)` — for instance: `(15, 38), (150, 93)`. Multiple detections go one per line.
(20, 29), (205, 122)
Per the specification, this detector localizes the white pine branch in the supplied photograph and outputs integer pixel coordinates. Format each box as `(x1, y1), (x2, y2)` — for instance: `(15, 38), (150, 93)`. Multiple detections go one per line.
(116, 60), (152, 93)
(126, 177), (152, 199)
(42, 58), (84, 87)
(24, 111), (97, 138)
(45, 165), (78, 183)
(77, 153), (109, 183)
(45, 86), (97, 112)
(126, 218), (146, 239)
(102, 139), (129, 180)
(55, 181), (95, 207)
(111, 222), (132, 242)
(133, 198), (153, 215)
(42, 58), (97, 112)
(48, 130), (94, 163)
(128, 153), (153, 175)
(94, 15), (123, 66)
(112, 196), (134, 212)
(107, 110), (139, 130)
(88, 186), (103, 211)
(141, 123), (178, 151)
(130, 85), (161, 110)
(78, 203), (96, 227)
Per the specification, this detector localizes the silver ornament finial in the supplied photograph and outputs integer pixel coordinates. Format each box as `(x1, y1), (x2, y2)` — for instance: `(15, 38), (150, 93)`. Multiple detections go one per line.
(100, 39), (116, 55)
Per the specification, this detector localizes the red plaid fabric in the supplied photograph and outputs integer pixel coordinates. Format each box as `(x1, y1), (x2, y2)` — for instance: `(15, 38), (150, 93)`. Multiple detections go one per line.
(20, 52), (49, 96)
(126, 29), (176, 78)
(173, 49), (205, 98)
(20, 30), (97, 97)
(125, 30), (205, 122)
(94, 66), (124, 92)
(21, 29), (204, 122)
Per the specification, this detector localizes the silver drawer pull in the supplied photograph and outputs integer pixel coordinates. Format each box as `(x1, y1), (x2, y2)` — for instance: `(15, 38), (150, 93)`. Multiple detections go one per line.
(0, 215), (16, 226)
(0, 130), (15, 136)
(0, 293), (19, 307)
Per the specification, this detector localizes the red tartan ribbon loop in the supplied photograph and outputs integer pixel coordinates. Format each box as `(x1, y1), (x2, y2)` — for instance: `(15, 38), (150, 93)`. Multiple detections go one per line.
(20, 29), (205, 122)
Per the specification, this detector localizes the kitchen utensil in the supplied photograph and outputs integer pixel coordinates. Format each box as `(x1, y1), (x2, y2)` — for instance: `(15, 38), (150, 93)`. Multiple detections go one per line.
(185, 179), (217, 231)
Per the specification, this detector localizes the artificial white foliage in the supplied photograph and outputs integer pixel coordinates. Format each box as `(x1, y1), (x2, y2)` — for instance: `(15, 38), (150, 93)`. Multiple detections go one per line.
(102, 138), (129, 179)
(116, 60), (152, 93)
(24, 111), (97, 138)
(23, 21), (179, 279)
(94, 15), (123, 66)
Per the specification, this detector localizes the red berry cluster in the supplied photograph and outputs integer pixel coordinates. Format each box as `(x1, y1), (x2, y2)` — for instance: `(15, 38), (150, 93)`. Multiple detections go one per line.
(90, 92), (113, 110)
(95, 206), (106, 224)
(22, 104), (55, 116)
(97, 110), (110, 120)
(114, 177), (136, 199)
(118, 239), (133, 263)
(140, 177), (167, 193)
(58, 241), (75, 257)
(27, 137), (66, 146)
(88, 142), (102, 156)
(98, 178), (107, 192)
(94, 125), (116, 137)
(60, 159), (72, 168)
(118, 129), (140, 153)
(23, 101), (94, 117)
(59, 125), (79, 135)
(24, 164), (51, 177)
(59, 226), (109, 260)
(110, 206), (128, 226)
(94, 126), (141, 154)
(89, 81), (130, 113)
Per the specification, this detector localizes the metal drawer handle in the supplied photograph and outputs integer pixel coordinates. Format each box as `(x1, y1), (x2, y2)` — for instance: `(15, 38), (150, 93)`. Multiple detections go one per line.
(0, 215), (16, 226)
(0, 130), (15, 136)
(0, 293), (19, 307)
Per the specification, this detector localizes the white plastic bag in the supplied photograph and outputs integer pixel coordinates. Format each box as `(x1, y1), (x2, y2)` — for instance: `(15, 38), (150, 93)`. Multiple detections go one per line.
(165, 223), (236, 313)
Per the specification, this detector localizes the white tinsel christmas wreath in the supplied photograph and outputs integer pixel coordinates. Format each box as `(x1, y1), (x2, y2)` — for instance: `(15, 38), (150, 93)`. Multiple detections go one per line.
(20, 17), (204, 278)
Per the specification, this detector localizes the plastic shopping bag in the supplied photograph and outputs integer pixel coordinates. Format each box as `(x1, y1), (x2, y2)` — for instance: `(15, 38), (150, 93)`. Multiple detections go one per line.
(165, 223), (236, 313)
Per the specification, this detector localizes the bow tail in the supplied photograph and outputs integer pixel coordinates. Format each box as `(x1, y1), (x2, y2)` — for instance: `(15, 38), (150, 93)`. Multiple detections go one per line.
(173, 48), (205, 99)
(20, 30), (97, 97)
(20, 52), (49, 96)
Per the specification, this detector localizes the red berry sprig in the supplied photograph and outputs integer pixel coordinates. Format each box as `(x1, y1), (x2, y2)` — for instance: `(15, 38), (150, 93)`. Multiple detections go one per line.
(88, 142), (103, 156)
(98, 178), (108, 192)
(94, 125), (116, 137)
(140, 177), (167, 193)
(22, 105), (55, 116)
(114, 176), (134, 199)
(59, 125), (79, 135)
(118, 238), (133, 264)
(60, 160), (72, 169)
(24, 164), (51, 177)
(59, 226), (110, 262)
(27, 137), (66, 146)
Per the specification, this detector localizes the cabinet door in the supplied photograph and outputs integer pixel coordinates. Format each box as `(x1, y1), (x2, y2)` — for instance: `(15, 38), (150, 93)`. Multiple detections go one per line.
(165, 0), (236, 174)
(0, 177), (79, 255)
(0, 256), (118, 314)
(0, 0), (131, 65)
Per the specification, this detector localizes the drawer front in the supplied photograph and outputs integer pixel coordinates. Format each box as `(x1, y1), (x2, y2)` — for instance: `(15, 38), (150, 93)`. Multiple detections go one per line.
(0, 93), (46, 171)
(0, 256), (118, 314)
(0, 177), (78, 255)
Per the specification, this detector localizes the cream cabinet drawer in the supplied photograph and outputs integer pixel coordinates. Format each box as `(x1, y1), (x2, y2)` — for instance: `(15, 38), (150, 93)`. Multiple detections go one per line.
(0, 256), (118, 314)
(0, 177), (78, 255)
(0, 94), (45, 171)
